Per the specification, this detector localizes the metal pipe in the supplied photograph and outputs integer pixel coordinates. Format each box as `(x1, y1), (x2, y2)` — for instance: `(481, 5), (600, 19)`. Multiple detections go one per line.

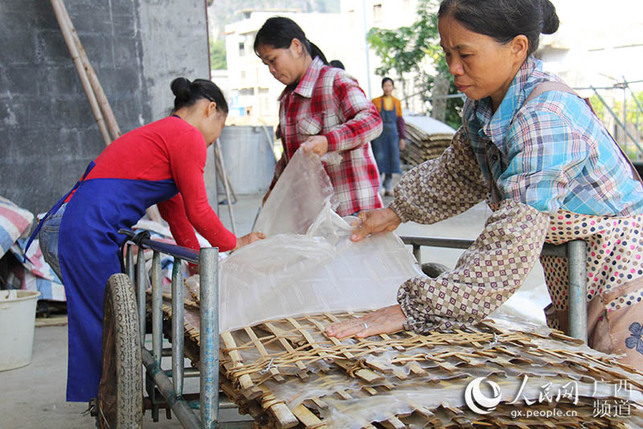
(141, 349), (201, 428)
(412, 244), (421, 264)
(591, 87), (643, 152)
(126, 245), (135, 284)
(400, 236), (474, 250)
(136, 247), (147, 345)
(171, 260), (185, 398)
(214, 139), (237, 235)
(199, 247), (220, 428)
(151, 251), (163, 366)
(567, 240), (588, 343)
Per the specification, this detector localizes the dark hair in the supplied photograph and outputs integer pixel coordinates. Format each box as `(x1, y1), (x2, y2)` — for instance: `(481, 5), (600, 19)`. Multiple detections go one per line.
(381, 77), (394, 87)
(170, 78), (228, 114)
(437, 0), (559, 56)
(330, 59), (345, 70)
(253, 16), (328, 65)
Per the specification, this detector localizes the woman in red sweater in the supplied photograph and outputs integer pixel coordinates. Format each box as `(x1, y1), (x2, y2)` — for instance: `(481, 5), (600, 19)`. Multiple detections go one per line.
(35, 78), (265, 402)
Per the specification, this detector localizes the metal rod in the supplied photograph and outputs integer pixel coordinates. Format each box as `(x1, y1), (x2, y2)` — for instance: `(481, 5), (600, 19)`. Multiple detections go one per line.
(400, 236), (474, 250)
(412, 244), (421, 264)
(135, 237), (199, 264)
(136, 246), (147, 346)
(567, 240), (588, 343)
(171, 260), (185, 398)
(126, 245), (135, 284)
(151, 251), (163, 366)
(141, 349), (201, 428)
(591, 87), (643, 151)
(199, 247), (220, 428)
(214, 138), (237, 235)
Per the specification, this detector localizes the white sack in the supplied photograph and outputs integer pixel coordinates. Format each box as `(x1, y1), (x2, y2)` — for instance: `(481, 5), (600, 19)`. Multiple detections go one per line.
(219, 149), (421, 332)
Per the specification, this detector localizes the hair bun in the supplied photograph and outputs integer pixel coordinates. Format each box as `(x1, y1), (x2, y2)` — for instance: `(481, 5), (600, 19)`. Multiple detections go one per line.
(540, 0), (559, 35)
(170, 77), (192, 101)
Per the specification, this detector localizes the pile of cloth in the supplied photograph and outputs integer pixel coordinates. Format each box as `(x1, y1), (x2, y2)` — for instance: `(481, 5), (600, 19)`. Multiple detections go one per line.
(0, 196), (65, 302)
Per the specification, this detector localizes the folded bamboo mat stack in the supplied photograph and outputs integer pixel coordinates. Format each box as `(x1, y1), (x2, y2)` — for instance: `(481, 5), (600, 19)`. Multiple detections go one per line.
(400, 126), (453, 171)
(157, 292), (643, 428)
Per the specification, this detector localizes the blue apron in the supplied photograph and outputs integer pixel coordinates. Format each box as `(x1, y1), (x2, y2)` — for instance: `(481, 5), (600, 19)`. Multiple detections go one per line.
(371, 98), (401, 175)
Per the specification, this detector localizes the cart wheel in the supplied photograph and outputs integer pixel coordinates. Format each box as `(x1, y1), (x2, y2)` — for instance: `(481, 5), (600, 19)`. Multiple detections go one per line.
(97, 273), (143, 429)
(421, 262), (450, 278)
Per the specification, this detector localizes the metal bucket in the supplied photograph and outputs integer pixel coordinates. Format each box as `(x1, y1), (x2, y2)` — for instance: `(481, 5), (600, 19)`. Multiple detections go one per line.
(205, 125), (276, 197)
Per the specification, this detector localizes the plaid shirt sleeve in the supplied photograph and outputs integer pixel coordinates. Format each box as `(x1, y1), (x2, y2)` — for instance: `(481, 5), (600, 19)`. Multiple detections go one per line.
(324, 72), (383, 153)
(389, 127), (488, 224)
(500, 94), (591, 214)
(398, 199), (550, 332)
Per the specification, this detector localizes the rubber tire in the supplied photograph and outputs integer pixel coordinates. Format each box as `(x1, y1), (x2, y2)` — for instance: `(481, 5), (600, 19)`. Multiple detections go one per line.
(97, 273), (143, 429)
(421, 262), (450, 278)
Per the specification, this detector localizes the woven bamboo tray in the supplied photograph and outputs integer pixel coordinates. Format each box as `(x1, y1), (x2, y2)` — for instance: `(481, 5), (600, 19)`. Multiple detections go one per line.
(157, 292), (643, 428)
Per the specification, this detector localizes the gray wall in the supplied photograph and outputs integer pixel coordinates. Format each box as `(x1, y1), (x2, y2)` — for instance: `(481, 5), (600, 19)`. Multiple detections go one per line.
(0, 0), (209, 215)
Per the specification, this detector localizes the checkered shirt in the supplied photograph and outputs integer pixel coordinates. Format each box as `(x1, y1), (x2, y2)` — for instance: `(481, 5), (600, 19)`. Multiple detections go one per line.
(463, 56), (643, 216)
(273, 57), (383, 216)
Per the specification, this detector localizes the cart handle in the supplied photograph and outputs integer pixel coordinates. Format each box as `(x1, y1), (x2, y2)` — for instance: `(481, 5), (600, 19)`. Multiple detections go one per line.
(119, 228), (200, 263)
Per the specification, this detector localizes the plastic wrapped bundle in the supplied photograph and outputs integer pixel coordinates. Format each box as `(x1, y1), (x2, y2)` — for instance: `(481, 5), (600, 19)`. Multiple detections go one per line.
(218, 149), (421, 332)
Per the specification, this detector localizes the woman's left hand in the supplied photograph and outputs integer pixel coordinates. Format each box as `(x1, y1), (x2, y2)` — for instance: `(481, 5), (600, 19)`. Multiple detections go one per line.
(399, 138), (406, 151)
(301, 135), (329, 157)
(325, 304), (406, 338)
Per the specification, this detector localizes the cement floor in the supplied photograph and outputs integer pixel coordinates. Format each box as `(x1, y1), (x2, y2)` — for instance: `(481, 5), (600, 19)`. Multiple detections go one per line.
(0, 190), (550, 428)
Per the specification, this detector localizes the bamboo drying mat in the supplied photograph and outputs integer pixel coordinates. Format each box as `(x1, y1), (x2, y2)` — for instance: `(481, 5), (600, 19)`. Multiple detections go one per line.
(157, 293), (643, 428)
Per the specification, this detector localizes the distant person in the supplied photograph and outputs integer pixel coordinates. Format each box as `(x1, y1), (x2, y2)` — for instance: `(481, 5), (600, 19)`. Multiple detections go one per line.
(326, 0), (643, 371)
(30, 78), (265, 402)
(330, 59), (345, 70)
(254, 16), (383, 216)
(371, 77), (407, 196)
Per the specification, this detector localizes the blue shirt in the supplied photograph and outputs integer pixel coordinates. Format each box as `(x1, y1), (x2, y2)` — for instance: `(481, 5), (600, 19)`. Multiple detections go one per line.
(462, 57), (643, 216)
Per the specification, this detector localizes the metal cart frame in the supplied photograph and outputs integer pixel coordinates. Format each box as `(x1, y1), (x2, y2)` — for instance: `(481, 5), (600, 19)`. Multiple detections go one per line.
(400, 236), (588, 342)
(106, 231), (587, 428)
(119, 230), (221, 428)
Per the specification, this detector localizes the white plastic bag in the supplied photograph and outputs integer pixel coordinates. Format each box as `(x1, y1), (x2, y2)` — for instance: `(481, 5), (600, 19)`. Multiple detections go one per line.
(219, 149), (421, 331)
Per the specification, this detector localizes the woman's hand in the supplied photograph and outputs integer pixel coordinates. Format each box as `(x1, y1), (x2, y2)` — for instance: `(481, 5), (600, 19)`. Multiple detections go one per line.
(350, 208), (402, 242)
(233, 232), (266, 251)
(325, 305), (406, 338)
(301, 135), (329, 157)
(399, 138), (406, 151)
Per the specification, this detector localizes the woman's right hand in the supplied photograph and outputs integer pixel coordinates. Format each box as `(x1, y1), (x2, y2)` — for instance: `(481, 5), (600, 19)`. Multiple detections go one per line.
(350, 208), (401, 242)
(233, 232), (266, 251)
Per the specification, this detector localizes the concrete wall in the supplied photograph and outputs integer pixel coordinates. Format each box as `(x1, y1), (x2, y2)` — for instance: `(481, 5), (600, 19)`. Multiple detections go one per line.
(0, 0), (209, 215)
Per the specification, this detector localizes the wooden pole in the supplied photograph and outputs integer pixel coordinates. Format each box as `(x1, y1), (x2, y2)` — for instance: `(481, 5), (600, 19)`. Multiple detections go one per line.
(49, 0), (112, 146)
(50, 0), (162, 223)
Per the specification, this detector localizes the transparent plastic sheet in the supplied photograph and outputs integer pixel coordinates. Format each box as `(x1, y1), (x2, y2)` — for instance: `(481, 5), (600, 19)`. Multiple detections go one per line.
(219, 149), (422, 332)
(252, 149), (339, 236)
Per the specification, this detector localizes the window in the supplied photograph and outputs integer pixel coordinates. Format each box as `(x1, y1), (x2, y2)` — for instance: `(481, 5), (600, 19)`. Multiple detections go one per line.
(239, 42), (245, 56)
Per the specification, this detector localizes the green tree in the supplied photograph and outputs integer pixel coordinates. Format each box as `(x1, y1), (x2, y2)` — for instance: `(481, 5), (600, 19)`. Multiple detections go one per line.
(210, 38), (227, 70)
(367, 0), (463, 128)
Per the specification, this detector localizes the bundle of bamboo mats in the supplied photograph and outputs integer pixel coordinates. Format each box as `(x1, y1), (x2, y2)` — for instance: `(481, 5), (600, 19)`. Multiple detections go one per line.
(400, 124), (453, 171)
(156, 287), (643, 428)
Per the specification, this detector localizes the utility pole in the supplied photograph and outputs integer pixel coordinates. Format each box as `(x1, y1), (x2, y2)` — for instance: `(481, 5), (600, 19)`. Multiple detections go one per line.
(362, 0), (372, 98)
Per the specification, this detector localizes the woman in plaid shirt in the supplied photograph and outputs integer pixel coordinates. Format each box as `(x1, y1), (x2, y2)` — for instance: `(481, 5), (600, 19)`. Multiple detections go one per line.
(254, 17), (384, 216)
(327, 0), (643, 370)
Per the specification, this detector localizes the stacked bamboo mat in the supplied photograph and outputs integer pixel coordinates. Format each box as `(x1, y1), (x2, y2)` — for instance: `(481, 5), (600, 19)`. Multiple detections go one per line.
(400, 119), (454, 171)
(400, 131), (453, 170)
(159, 293), (643, 428)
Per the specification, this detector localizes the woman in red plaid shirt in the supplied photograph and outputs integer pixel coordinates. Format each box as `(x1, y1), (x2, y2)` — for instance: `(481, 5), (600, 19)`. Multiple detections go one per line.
(254, 17), (384, 216)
